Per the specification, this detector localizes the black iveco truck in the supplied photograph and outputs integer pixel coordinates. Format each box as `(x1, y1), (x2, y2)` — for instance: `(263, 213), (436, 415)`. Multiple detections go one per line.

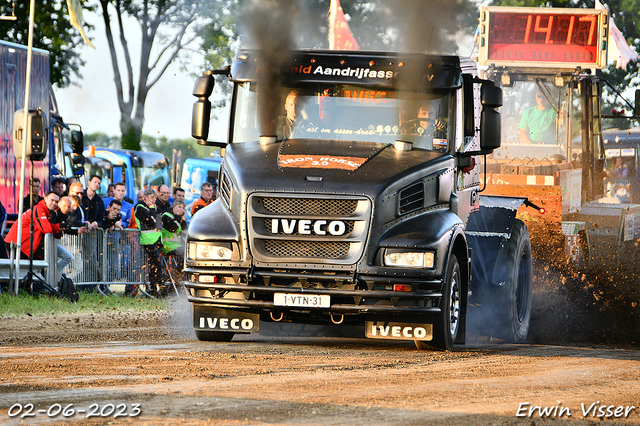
(186, 50), (533, 350)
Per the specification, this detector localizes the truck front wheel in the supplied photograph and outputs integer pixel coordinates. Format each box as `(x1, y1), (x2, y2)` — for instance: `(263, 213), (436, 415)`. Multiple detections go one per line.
(415, 254), (461, 351)
(194, 330), (235, 342)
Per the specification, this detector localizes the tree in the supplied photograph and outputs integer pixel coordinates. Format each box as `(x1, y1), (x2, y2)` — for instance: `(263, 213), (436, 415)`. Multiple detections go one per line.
(98, 0), (205, 150)
(0, 0), (86, 87)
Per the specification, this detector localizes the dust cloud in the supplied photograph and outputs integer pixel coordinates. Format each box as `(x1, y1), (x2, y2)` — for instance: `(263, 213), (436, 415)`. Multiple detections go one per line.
(166, 295), (195, 339)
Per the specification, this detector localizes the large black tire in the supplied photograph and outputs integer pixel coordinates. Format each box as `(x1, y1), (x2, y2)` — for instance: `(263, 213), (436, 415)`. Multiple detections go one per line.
(194, 330), (235, 342)
(495, 219), (532, 343)
(415, 254), (461, 351)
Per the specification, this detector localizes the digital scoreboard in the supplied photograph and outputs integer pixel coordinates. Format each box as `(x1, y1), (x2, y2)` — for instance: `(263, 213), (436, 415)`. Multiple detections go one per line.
(478, 6), (609, 69)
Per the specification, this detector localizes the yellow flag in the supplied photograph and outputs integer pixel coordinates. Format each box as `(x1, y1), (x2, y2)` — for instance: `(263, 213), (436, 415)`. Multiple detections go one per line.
(66, 0), (95, 48)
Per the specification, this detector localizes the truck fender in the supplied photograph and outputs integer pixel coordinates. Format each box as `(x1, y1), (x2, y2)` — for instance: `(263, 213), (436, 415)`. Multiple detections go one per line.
(378, 210), (468, 345)
(378, 209), (464, 276)
(187, 199), (240, 242)
(465, 195), (526, 292)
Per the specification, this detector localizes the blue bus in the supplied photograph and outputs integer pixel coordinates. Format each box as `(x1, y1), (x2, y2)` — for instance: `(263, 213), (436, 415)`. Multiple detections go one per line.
(84, 147), (171, 202)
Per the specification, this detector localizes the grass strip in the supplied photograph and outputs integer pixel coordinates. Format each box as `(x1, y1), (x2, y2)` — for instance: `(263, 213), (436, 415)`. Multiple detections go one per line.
(0, 290), (169, 318)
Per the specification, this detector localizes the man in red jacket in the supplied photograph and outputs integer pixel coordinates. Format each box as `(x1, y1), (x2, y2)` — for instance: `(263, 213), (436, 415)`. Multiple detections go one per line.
(5, 191), (61, 260)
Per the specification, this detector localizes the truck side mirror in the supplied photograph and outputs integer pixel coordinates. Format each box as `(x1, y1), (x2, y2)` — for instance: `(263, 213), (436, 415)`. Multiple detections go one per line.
(634, 89), (640, 118)
(480, 84), (503, 151)
(192, 73), (215, 143)
(481, 84), (503, 108)
(71, 129), (84, 154)
(71, 153), (85, 176)
(480, 109), (501, 151)
(13, 108), (48, 161)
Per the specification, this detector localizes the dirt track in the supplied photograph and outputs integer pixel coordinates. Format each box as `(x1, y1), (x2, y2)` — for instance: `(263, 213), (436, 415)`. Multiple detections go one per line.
(1, 260), (640, 426)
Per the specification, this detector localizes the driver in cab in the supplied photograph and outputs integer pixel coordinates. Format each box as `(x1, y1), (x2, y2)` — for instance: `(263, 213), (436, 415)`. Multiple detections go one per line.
(275, 90), (313, 139)
(400, 102), (447, 150)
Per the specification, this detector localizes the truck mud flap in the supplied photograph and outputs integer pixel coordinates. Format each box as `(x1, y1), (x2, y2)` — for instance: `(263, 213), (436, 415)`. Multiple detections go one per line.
(193, 306), (260, 333)
(365, 321), (433, 340)
(466, 195), (527, 290)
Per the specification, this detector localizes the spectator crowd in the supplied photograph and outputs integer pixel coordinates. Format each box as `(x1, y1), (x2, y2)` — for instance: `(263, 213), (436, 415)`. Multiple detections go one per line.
(1, 176), (217, 297)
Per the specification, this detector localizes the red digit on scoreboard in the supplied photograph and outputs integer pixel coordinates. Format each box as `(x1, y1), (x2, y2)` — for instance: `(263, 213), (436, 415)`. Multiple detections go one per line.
(580, 15), (597, 45)
(534, 15), (554, 44)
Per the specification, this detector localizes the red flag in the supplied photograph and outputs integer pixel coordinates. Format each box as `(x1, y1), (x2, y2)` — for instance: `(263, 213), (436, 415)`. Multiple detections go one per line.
(328, 0), (359, 50)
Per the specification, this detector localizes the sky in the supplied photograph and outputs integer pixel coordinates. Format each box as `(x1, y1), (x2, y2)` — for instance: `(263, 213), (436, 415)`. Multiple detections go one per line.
(55, 13), (224, 142)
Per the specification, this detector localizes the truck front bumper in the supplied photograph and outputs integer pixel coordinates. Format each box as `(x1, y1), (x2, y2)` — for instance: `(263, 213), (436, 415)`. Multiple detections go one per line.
(184, 267), (444, 316)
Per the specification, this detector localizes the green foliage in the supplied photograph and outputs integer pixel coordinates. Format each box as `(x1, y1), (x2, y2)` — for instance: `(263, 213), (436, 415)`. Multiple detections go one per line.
(141, 135), (215, 162)
(85, 132), (121, 148)
(0, 0), (88, 88)
(0, 291), (169, 318)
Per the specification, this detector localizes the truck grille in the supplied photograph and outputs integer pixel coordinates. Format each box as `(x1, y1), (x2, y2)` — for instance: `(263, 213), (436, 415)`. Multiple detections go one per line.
(264, 240), (350, 258)
(262, 197), (358, 216)
(249, 194), (371, 264)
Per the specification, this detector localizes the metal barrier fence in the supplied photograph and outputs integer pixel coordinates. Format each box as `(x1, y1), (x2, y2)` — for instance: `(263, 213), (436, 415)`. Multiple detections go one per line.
(44, 228), (148, 287)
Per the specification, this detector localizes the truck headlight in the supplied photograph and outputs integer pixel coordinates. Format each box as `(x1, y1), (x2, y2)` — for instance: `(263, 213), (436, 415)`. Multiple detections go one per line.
(383, 249), (435, 268)
(188, 242), (232, 261)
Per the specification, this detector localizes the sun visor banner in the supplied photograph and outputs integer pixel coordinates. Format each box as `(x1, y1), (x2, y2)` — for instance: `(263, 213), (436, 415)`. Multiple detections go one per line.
(230, 50), (463, 90)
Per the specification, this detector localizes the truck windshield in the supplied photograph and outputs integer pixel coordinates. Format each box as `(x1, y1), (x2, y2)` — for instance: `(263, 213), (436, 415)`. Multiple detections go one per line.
(232, 82), (454, 151)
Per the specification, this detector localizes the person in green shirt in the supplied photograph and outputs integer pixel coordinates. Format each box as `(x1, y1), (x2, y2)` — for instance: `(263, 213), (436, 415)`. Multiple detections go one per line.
(134, 188), (163, 297)
(161, 200), (187, 284)
(518, 90), (557, 145)
(161, 200), (187, 256)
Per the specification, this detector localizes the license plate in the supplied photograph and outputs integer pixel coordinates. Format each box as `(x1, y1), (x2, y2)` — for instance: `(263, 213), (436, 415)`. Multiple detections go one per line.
(273, 293), (330, 308)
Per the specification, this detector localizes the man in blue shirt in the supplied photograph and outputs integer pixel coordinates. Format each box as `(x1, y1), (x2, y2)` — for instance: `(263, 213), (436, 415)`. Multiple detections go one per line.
(102, 182), (133, 226)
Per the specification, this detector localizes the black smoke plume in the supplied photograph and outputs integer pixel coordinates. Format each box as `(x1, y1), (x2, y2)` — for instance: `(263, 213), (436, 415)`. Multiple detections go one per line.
(239, 0), (301, 136)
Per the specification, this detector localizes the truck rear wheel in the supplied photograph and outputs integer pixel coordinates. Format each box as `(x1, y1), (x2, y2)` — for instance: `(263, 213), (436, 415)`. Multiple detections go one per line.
(495, 219), (532, 343)
(415, 254), (461, 351)
(194, 330), (235, 342)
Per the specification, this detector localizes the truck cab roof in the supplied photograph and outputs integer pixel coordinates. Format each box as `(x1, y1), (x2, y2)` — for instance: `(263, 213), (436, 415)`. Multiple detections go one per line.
(230, 49), (464, 90)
